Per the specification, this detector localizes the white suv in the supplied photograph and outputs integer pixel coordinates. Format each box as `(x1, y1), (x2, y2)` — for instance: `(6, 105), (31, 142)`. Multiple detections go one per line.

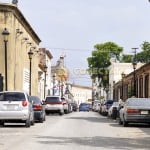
(0, 91), (34, 127)
(45, 96), (64, 115)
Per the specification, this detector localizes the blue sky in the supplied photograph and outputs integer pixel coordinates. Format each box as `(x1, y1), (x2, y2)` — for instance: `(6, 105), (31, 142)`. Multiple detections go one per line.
(2, 0), (150, 86)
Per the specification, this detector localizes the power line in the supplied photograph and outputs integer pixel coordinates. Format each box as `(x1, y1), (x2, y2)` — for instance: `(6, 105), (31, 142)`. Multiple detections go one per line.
(45, 47), (92, 52)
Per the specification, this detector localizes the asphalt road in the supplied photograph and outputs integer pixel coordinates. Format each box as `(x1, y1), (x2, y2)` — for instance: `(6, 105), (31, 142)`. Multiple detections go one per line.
(0, 111), (150, 150)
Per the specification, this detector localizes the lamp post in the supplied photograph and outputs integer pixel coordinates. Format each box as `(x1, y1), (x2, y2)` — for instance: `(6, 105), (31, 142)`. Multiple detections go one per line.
(52, 74), (56, 95)
(2, 28), (10, 91)
(28, 49), (33, 95)
(121, 72), (125, 100)
(44, 65), (48, 98)
(132, 61), (137, 97)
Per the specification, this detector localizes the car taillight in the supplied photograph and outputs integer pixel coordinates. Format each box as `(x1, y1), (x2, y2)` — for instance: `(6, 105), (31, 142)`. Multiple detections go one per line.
(127, 109), (139, 113)
(63, 101), (67, 105)
(33, 104), (42, 110)
(22, 100), (28, 107)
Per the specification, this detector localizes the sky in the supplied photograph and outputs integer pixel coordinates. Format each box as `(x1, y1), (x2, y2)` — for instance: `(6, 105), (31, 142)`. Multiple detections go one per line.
(1, 0), (150, 86)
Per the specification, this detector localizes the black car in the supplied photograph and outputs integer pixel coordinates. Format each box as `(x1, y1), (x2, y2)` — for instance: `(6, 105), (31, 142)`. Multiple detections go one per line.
(71, 102), (78, 111)
(30, 96), (46, 123)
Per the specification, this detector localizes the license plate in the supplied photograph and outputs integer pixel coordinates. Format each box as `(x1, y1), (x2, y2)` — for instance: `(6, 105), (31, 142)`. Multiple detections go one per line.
(141, 111), (148, 115)
(7, 105), (15, 110)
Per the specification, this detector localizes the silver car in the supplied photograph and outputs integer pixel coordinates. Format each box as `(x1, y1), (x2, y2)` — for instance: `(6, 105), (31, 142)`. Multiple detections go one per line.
(119, 98), (150, 127)
(45, 96), (64, 115)
(0, 91), (34, 127)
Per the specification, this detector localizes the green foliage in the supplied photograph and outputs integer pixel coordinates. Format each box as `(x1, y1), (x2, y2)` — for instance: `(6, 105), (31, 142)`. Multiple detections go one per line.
(136, 41), (150, 63)
(87, 42), (123, 87)
(121, 54), (133, 63)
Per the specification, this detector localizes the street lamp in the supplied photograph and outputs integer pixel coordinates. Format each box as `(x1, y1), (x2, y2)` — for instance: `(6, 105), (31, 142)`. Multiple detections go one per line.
(132, 61), (137, 97)
(2, 28), (10, 91)
(52, 74), (56, 95)
(28, 49), (33, 95)
(121, 72), (125, 100)
(44, 65), (48, 98)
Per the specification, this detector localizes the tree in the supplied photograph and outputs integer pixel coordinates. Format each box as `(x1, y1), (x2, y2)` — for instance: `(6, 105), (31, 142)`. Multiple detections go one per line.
(87, 42), (123, 87)
(121, 54), (133, 63)
(136, 41), (150, 63)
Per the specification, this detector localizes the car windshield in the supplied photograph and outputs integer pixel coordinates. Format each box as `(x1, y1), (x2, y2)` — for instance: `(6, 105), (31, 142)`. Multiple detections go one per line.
(45, 96), (61, 102)
(128, 98), (150, 106)
(0, 92), (25, 101)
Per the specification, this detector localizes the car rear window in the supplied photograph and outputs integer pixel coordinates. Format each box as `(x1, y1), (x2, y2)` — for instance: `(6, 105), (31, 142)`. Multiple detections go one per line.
(80, 103), (89, 106)
(45, 96), (61, 102)
(30, 96), (41, 104)
(0, 92), (25, 101)
(106, 100), (113, 105)
(128, 99), (150, 106)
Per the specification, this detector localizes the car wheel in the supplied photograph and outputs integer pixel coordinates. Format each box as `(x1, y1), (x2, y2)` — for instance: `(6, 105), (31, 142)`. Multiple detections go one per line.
(0, 121), (5, 127)
(25, 119), (31, 128)
(64, 109), (68, 114)
(59, 110), (64, 115)
(39, 118), (44, 123)
(31, 119), (35, 126)
(59, 112), (63, 115)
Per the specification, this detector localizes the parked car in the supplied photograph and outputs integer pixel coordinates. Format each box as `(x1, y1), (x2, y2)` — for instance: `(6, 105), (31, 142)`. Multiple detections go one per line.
(45, 96), (64, 115)
(71, 102), (78, 111)
(30, 96), (46, 123)
(79, 103), (90, 112)
(108, 101), (119, 119)
(119, 98), (150, 127)
(61, 97), (69, 114)
(67, 99), (73, 113)
(92, 100), (100, 112)
(101, 100), (114, 116)
(0, 91), (34, 127)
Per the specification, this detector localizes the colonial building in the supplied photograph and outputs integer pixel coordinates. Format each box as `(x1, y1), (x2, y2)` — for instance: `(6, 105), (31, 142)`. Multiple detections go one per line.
(113, 62), (150, 101)
(38, 48), (53, 99)
(108, 61), (143, 99)
(71, 84), (92, 104)
(0, 3), (41, 95)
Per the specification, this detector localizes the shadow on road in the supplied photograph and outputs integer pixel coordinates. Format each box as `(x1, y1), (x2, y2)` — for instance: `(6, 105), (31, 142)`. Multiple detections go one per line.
(65, 116), (112, 123)
(35, 135), (150, 149)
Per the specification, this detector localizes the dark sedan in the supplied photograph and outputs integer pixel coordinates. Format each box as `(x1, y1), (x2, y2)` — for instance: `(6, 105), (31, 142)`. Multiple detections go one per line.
(30, 96), (46, 123)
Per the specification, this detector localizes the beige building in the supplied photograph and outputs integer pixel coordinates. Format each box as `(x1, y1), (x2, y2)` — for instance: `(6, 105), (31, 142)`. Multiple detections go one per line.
(0, 3), (41, 95)
(71, 84), (92, 104)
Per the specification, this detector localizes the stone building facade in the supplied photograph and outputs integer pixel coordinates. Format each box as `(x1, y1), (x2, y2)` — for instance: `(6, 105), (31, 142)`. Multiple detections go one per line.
(113, 62), (150, 101)
(0, 3), (41, 95)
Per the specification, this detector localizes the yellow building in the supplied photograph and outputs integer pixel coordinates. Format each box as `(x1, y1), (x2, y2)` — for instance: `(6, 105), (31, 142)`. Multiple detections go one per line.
(0, 3), (41, 95)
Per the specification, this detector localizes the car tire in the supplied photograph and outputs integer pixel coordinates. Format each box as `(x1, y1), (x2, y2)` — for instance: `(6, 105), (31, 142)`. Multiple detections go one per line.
(0, 121), (5, 127)
(59, 110), (64, 115)
(25, 119), (31, 128)
(39, 117), (44, 123)
(31, 119), (35, 126)
(64, 109), (68, 114)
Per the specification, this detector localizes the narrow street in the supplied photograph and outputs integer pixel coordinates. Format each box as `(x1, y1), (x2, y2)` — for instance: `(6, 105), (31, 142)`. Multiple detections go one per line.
(0, 111), (150, 150)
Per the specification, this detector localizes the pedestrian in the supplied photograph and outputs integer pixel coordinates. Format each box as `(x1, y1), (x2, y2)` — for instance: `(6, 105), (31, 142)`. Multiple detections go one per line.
(118, 96), (124, 109)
